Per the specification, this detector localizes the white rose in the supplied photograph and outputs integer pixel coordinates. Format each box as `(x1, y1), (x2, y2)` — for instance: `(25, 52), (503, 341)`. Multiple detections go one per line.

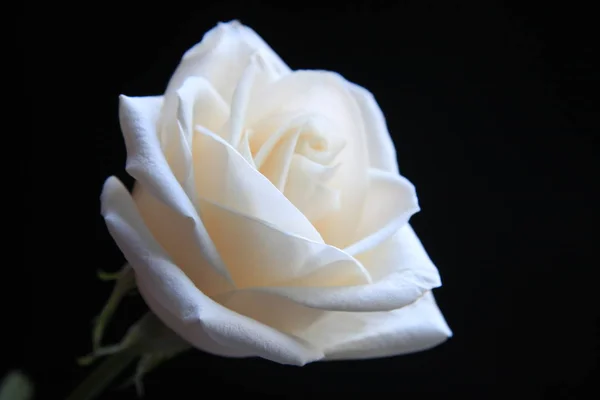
(101, 20), (451, 366)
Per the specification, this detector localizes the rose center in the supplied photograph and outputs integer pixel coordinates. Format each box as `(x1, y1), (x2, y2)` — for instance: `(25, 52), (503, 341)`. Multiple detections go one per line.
(245, 114), (346, 223)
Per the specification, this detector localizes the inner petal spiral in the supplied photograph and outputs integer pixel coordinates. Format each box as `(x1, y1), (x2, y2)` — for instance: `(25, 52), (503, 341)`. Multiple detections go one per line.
(244, 113), (345, 223)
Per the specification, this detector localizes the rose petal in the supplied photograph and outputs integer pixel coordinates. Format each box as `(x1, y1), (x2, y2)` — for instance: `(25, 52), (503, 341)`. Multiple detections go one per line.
(224, 51), (281, 148)
(255, 123), (301, 190)
(119, 95), (232, 286)
(315, 292), (452, 360)
(284, 155), (341, 222)
(161, 77), (230, 202)
(166, 21), (290, 103)
(132, 186), (231, 296)
(347, 82), (399, 174)
(215, 290), (327, 339)
(252, 114), (341, 194)
(247, 71), (369, 248)
(197, 197), (372, 289)
(237, 129), (257, 167)
(158, 21), (290, 155)
(175, 76), (229, 145)
(344, 168), (420, 256)
(252, 225), (441, 312)
(193, 126), (322, 242)
(222, 53), (257, 148)
(101, 177), (324, 366)
(214, 289), (451, 361)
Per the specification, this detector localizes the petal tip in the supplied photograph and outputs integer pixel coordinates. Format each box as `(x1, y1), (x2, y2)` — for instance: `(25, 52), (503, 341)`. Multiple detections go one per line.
(118, 94), (131, 105)
(100, 176), (126, 216)
(101, 176), (121, 198)
(220, 19), (242, 28)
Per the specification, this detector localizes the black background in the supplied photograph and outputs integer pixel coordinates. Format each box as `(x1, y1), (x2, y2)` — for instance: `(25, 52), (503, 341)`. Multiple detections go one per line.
(20, 1), (596, 399)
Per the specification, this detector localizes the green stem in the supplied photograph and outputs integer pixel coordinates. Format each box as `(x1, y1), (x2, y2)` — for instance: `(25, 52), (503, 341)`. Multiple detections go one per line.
(65, 348), (139, 400)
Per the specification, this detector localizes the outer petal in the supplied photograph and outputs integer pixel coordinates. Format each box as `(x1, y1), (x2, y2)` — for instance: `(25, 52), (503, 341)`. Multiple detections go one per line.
(309, 292), (452, 360)
(119, 95), (233, 292)
(344, 168), (420, 257)
(132, 187), (232, 297)
(166, 20), (290, 103)
(214, 289), (451, 361)
(347, 82), (399, 174)
(160, 77), (230, 204)
(198, 197), (372, 289)
(250, 224), (441, 312)
(101, 177), (324, 366)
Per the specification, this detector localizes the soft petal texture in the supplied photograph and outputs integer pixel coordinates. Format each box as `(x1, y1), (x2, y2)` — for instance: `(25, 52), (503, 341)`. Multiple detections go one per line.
(249, 113), (344, 221)
(236, 129), (257, 167)
(119, 94), (233, 289)
(198, 197), (372, 289)
(174, 77), (229, 145)
(215, 289), (451, 360)
(166, 21), (290, 103)
(284, 155), (341, 222)
(255, 124), (302, 191)
(252, 114), (308, 189)
(309, 291), (451, 360)
(158, 20), (289, 156)
(348, 82), (399, 174)
(161, 77), (230, 202)
(248, 224), (441, 312)
(223, 50), (281, 148)
(133, 187), (232, 297)
(246, 71), (369, 248)
(102, 177), (324, 365)
(344, 168), (420, 256)
(193, 127), (322, 242)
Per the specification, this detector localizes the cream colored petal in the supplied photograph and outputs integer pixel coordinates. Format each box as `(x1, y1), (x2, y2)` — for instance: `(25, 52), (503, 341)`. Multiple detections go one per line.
(247, 112), (298, 155)
(161, 77), (230, 203)
(252, 114), (327, 190)
(253, 225), (441, 312)
(284, 155), (341, 223)
(347, 82), (399, 174)
(215, 290), (327, 341)
(101, 177), (323, 366)
(247, 71), (369, 248)
(132, 186), (232, 296)
(222, 53), (256, 148)
(119, 95), (232, 286)
(175, 76), (229, 143)
(159, 21), (289, 154)
(314, 292), (452, 360)
(162, 122), (195, 202)
(166, 21), (290, 103)
(357, 224), (442, 285)
(198, 197), (372, 289)
(193, 126), (322, 242)
(214, 290), (451, 361)
(344, 168), (420, 256)
(237, 129), (257, 167)
(223, 51), (281, 148)
(256, 125), (301, 190)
